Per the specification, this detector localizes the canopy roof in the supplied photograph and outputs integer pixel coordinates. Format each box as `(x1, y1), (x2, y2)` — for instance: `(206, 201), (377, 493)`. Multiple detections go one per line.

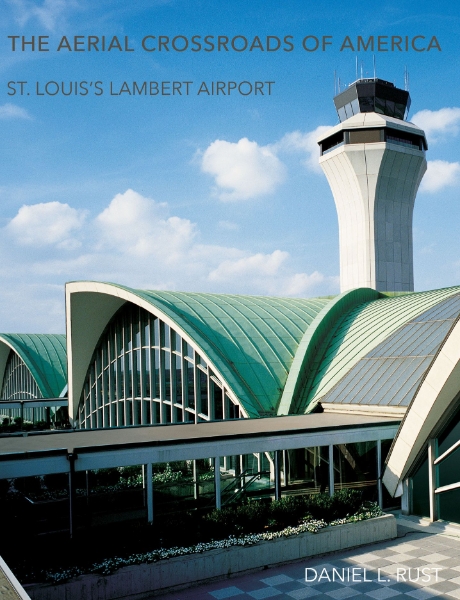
(0, 333), (67, 398)
(67, 282), (460, 421)
(107, 285), (331, 417)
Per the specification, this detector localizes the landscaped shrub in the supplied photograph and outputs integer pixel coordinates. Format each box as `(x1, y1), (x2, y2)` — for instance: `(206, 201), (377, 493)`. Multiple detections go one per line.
(118, 465), (142, 480)
(201, 489), (364, 539)
(203, 499), (269, 537)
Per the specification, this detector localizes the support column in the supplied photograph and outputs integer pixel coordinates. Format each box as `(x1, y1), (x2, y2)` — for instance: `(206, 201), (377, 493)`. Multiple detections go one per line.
(193, 460), (199, 500)
(214, 457), (221, 509)
(274, 450), (281, 500)
(235, 455), (241, 490)
(328, 445), (334, 497)
(67, 452), (77, 539)
(85, 470), (90, 510)
(377, 440), (383, 509)
(401, 478), (410, 515)
(428, 439), (438, 522)
(281, 450), (287, 487)
(145, 463), (153, 523)
(256, 453), (262, 474)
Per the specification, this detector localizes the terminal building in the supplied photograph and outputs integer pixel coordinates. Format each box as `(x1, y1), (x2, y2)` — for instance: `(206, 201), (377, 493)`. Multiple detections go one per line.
(0, 78), (459, 529)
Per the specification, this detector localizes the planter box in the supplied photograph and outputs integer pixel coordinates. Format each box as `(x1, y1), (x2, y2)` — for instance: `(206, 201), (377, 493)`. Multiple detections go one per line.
(25, 514), (396, 600)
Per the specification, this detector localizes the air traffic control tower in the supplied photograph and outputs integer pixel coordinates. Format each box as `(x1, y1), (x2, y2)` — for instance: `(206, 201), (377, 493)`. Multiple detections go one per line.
(318, 78), (427, 292)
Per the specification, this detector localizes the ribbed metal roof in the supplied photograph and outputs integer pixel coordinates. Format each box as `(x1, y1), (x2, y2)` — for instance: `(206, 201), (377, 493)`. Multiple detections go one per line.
(120, 287), (331, 417)
(302, 285), (460, 411)
(320, 292), (460, 408)
(0, 333), (67, 398)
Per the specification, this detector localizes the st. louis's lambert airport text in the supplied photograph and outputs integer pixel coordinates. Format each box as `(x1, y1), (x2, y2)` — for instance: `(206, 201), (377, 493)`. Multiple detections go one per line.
(7, 80), (275, 97)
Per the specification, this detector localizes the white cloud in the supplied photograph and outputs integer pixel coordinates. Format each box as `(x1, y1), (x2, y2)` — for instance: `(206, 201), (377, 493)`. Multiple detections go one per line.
(0, 189), (337, 331)
(201, 138), (286, 201)
(95, 189), (196, 260)
(420, 160), (460, 193)
(209, 250), (289, 282)
(0, 103), (31, 120)
(6, 201), (85, 247)
(274, 126), (331, 173)
(411, 107), (460, 142)
(282, 271), (325, 295)
(6, 0), (79, 30)
(208, 250), (333, 297)
(218, 220), (239, 231)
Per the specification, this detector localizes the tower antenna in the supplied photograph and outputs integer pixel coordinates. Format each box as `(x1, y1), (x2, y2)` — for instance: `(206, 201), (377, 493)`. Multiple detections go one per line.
(334, 70), (337, 96)
(373, 55), (376, 79)
(360, 61), (363, 80)
(356, 56), (358, 81)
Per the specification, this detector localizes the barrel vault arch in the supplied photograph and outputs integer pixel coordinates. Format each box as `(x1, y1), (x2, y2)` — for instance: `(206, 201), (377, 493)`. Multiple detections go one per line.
(66, 282), (329, 427)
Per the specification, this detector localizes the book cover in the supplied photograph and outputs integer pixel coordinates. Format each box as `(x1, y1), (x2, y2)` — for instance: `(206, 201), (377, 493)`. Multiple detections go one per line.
(1, 1), (459, 596)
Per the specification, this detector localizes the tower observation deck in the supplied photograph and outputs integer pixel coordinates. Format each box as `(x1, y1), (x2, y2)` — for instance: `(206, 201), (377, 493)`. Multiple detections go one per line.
(318, 78), (427, 293)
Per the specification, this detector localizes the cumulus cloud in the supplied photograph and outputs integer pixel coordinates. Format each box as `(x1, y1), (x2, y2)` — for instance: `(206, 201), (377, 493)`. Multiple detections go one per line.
(274, 126), (332, 173)
(95, 189), (196, 260)
(0, 103), (31, 120)
(201, 137), (286, 201)
(412, 107), (460, 142)
(6, 201), (85, 248)
(208, 251), (336, 297)
(420, 160), (460, 193)
(0, 189), (336, 330)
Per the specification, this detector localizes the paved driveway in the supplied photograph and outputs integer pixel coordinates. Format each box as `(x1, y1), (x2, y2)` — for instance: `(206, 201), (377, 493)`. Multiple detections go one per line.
(156, 518), (460, 600)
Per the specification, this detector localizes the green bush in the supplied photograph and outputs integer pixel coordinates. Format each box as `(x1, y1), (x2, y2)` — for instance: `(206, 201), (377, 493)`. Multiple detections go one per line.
(118, 465), (142, 480)
(202, 489), (365, 539)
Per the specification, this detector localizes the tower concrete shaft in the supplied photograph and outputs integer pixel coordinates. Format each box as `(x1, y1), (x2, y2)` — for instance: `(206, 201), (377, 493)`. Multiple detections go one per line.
(318, 79), (427, 293)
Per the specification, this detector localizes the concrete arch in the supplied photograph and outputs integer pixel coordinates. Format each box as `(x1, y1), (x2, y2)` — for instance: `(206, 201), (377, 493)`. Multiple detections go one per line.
(382, 314), (460, 496)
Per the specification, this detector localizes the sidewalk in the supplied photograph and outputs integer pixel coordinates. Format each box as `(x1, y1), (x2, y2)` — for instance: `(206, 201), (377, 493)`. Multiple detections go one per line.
(154, 516), (460, 599)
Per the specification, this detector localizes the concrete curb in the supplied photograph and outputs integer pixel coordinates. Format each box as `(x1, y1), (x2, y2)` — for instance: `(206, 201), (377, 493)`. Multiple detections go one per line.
(26, 514), (397, 600)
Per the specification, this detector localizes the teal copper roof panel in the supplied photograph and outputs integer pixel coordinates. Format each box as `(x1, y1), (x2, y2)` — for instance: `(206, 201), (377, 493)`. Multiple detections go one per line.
(316, 292), (460, 408)
(0, 334), (67, 398)
(114, 286), (331, 417)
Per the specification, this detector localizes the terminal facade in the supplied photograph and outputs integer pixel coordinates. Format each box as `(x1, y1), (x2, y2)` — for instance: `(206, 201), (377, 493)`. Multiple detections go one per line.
(0, 78), (459, 528)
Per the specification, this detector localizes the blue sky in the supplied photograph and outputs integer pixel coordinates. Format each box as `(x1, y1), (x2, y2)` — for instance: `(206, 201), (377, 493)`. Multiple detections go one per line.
(1, 0), (460, 332)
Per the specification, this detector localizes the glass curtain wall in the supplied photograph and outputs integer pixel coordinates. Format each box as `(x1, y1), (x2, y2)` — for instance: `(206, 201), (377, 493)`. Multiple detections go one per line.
(77, 303), (244, 428)
(334, 441), (378, 501)
(0, 350), (44, 422)
(411, 402), (460, 522)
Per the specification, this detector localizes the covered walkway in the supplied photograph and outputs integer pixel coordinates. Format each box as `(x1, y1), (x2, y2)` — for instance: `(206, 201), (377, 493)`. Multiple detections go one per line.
(0, 413), (398, 535)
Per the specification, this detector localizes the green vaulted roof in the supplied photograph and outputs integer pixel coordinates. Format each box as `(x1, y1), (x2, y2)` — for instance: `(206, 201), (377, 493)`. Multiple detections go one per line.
(0, 334), (67, 398)
(300, 285), (460, 412)
(69, 281), (460, 420)
(114, 286), (332, 417)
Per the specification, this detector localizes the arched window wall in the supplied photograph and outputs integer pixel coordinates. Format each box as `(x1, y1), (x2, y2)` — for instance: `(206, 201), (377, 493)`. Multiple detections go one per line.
(0, 350), (44, 422)
(77, 303), (244, 429)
